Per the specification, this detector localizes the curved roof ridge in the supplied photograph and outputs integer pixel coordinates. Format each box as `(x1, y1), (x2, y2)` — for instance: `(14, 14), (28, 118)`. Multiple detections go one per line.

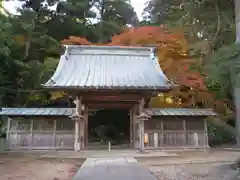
(64, 44), (156, 51)
(150, 48), (168, 82)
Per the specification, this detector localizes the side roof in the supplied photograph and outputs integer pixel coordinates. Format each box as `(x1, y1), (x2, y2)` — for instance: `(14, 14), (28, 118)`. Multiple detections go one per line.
(0, 108), (74, 117)
(144, 108), (217, 116)
(0, 108), (216, 117)
(43, 45), (171, 90)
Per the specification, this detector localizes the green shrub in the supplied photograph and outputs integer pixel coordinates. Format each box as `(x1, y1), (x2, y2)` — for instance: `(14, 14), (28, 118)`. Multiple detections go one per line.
(208, 120), (235, 146)
(0, 138), (7, 151)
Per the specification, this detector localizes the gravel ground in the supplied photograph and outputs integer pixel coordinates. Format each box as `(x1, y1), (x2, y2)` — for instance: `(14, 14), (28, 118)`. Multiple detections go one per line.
(0, 155), (84, 180)
(149, 163), (240, 180)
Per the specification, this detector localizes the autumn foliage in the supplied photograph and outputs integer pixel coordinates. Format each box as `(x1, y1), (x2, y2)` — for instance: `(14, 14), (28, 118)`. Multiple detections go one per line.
(109, 27), (206, 89)
(61, 26), (212, 108)
(61, 36), (91, 45)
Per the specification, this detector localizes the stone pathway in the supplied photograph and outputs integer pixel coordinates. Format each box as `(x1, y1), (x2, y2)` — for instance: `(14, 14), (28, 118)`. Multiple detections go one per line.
(72, 157), (157, 180)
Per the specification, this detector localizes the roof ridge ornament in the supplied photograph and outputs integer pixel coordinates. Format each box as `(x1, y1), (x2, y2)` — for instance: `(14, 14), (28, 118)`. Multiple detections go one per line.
(49, 79), (56, 85)
(167, 79), (174, 85)
(64, 45), (70, 60)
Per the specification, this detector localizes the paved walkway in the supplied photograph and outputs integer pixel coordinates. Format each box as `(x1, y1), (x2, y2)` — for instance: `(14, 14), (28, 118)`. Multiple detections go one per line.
(73, 157), (157, 180)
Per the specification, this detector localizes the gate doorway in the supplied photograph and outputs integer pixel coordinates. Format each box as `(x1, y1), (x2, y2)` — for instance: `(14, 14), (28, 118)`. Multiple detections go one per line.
(88, 109), (130, 149)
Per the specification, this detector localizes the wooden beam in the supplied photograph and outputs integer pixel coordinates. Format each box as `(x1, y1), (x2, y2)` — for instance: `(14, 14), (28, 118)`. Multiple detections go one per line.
(74, 91), (149, 97)
(82, 94), (143, 101)
(87, 103), (132, 109)
(85, 101), (135, 105)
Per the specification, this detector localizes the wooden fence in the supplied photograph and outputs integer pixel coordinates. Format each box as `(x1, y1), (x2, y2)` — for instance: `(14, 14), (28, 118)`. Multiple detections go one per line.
(7, 117), (75, 150)
(8, 131), (74, 150)
(144, 130), (207, 149)
(143, 117), (209, 149)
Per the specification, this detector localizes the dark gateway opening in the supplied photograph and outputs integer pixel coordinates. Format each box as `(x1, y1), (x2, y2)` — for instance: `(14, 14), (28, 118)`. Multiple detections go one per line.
(88, 109), (130, 149)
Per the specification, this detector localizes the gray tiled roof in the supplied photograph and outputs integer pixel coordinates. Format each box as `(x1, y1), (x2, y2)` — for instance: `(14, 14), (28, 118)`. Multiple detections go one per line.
(0, 108), (75, 117)
(144, 108), (217, 116)
(0, 107), (216, 117)
(43, 45), (171, 90)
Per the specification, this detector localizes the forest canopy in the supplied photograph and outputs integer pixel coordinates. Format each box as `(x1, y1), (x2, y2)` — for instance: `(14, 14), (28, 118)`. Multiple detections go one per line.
(0, 0), (238, 123)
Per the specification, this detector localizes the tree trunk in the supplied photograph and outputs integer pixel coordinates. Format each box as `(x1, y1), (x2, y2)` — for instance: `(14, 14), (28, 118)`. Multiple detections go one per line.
(235, 0), (240, 147)
(24, 38), (31, 60)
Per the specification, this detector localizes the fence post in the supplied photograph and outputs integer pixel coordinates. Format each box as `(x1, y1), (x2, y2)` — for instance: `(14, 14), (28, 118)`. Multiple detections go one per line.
(108, 141), (111, 151)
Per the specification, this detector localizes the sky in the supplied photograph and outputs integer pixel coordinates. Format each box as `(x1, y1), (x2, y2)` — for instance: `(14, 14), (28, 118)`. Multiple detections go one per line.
(3, 0), (146, 19)
(130, 0), (146, 18)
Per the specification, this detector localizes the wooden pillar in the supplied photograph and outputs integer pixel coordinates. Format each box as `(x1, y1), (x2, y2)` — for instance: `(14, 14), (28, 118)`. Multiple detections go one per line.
(160, 119), (164, 149)
(76, 96), (82, 116)
(139, 99), (144, 113)
(153, 132), (158, 148)
(133, 104), (139, 148)
(53, 119), (56, 150)
(139, 120), (145, 152)
(183, 119), (187, 147)
(6, 118), (11, 150)
(204, 119), (209, 149)
(74, 118), (80, 152)
(78, 101), (85, 150)
(129, 108), (133, 148)
(79, 118), (84, 149)
(30, 119), (33, 150)
(84, 106), (88, 148)
(138, 99), (145, 152)
(74, 96), (83, 152)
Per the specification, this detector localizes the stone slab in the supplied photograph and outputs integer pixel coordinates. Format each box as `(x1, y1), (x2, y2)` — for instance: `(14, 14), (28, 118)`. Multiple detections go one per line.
(73, 157), (157, 180)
